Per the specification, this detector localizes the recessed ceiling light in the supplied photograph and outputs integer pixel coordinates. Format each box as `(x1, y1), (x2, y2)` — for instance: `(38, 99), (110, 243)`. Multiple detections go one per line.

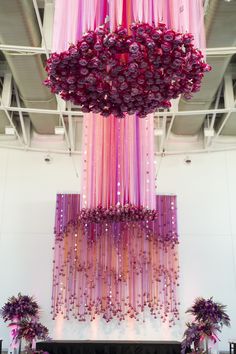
(204, 128), (214, 137)
(154, 128), (164, 136)
(5, 126), (15, 135)
(54, 126), (65, 135)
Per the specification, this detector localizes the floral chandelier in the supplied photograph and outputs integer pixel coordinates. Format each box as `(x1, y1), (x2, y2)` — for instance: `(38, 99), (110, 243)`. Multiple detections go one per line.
(45, 22), (211, 118)
(50, 0), (208, 324)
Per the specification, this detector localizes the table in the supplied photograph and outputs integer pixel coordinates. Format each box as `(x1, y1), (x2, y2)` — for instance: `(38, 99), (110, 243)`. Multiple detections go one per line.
(230, 342), (236, 354)
(36, 340), (181, 354)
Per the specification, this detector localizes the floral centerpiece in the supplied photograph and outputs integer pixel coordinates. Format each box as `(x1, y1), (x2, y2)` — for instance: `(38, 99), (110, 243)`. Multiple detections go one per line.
(0, 293), (49, 352)
(181, 297), (230, 354)
(45, 22), (211, 118)
(79, 204), (158, 224)
(1, 294), (39, 322)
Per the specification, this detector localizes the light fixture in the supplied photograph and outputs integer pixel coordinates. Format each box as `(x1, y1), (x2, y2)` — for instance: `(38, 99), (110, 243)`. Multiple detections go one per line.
(44, 154), (53, 163)
(154, 128), (164, 136)
(54, 126), (65, 135)
(5, 126), (15, 135)
(184, 156), (192, 165)
(204, 128), (214, 137)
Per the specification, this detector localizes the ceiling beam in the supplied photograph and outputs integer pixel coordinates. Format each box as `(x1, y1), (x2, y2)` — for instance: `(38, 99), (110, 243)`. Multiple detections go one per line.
(2, 141), (236, 157)
(14, 83), (28, 145)
(42, 0), (54, 50)
(0, 44), (47, 54)
(32, 0), (72, 151)
(165, 97), (180, 144)
(67, 102), (75, 152)
(1, 72), (12, 107)
(214, 100), (236, 141)
(214, 73), (236, 138)
(0, 96), (24, 146)
(2, 105), (236, 117)
(205, 82), (223, 148)
(158, 116), (167, 153)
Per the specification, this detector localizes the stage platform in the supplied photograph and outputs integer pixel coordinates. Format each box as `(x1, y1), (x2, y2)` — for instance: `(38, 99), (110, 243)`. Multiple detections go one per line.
(36, 340), (181, 354)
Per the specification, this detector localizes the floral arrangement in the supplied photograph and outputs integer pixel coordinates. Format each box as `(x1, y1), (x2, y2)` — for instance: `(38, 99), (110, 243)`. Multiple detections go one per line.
(181, 322), (221, 354)
(14, 320), (49, 343)
(44, 22), (211, 118)
(186, 297), (230, 327)
(0, 293), (49, 349)
(0, 293), (39, 322)
(79, 204), (158, 223)
(181, 297), (230, 354)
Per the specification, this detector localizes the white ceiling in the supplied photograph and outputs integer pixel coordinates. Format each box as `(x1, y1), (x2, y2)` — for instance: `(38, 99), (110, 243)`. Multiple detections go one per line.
(0, 0), (236, 157)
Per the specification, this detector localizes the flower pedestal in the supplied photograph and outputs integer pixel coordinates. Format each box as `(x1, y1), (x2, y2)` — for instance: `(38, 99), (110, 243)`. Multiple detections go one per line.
(8, 320), (21, 354)
(8, 340), (21, 354)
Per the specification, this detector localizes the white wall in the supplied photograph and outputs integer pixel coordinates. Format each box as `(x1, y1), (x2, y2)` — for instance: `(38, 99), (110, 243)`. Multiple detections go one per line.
(0, 147), (236, 351)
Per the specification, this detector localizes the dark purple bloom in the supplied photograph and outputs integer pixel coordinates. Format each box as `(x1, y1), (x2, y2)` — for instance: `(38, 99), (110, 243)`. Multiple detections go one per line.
(186, 297), (230, 327)
(95, 26), (106, 37)
(44, 22), (211, 118)
(94, 41), (103, 51)
(129, 42), (139, 54)
(182, 298), (230, 354)
(152, 29), (162, 41)
(84, 32), (94, 44)
(0, 293), (39, 322)
(80, 42), (89, 52)
(146, 40), (155, 50)
(14, 320), (49, 343)
(78, 58), (88, 66)
(163, 30), (175, 42)
(79, 204), (158, 224)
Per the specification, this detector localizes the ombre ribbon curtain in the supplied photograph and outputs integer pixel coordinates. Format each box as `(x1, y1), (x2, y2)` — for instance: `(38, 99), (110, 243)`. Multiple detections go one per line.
(51, 0), (205, 323)
(53, 194), (179, 322)
(52, 0), (205, 52)
(81, 115), (155, 209)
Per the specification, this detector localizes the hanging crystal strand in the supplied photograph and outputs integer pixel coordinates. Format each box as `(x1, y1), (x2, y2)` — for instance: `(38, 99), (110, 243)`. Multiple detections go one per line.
(116, 119), (121, 206)
(51, 0), (182, 323)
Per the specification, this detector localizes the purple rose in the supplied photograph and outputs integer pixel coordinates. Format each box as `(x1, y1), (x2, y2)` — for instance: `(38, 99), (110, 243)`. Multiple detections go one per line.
(161, 42), (172, 52)
(94, 41), (103, 51)
(129, 42), (139, 54)
(80, 68), (89, 76)
(183, 33), (194, 44)
(80, 42), (89, 52)
(163, 30), (175, 41)
(146, 40), (155, 50)
(84, 32), (94, 44)
(116, 26), (127, 36)
(152, 29), (162, 41)
(79, 58), (88, 67)
(95, 26), (106, 36)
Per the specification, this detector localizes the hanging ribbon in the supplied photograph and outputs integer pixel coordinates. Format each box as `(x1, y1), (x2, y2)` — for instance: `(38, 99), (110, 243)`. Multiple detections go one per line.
(50, 0), (206, 323)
